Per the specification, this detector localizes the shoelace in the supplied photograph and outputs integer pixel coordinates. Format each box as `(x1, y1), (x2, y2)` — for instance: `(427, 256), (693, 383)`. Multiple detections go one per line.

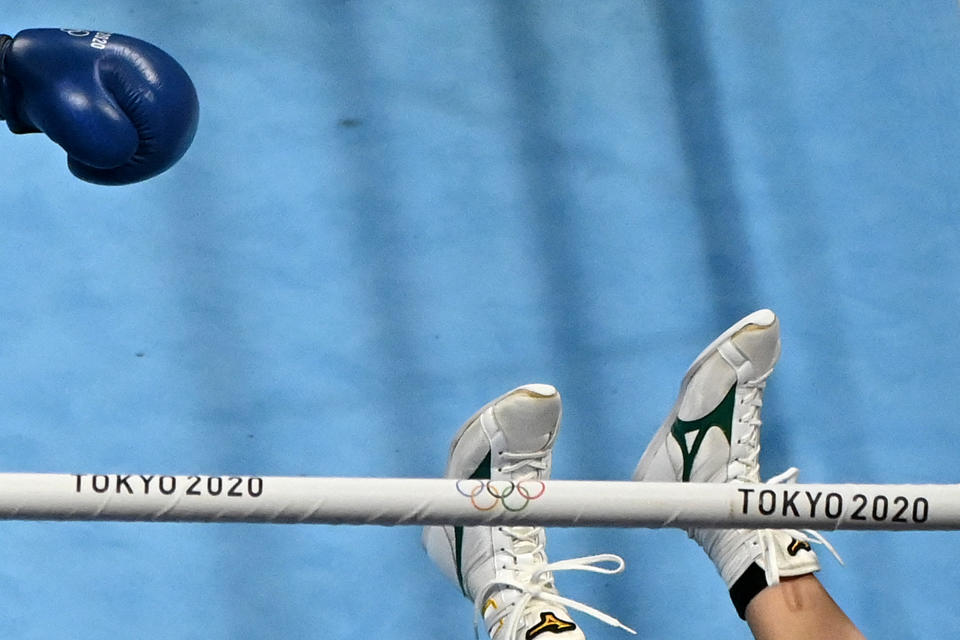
(727, 373), (844, 583)
(471, 449), (634, 639)
(759, 467), (844, 585)
(732, 371), (772, 482)
(472, 554), (636, 639)
(499, 450), (548, 477)
(692, 467), (844, 587)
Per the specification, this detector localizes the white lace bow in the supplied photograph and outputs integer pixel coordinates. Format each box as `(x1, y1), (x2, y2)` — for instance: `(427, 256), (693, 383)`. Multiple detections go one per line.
(472, 553), (636, 639)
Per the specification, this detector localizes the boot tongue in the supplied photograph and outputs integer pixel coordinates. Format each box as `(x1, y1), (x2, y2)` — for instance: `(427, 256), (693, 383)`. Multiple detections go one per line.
(491, 384), (561, 453)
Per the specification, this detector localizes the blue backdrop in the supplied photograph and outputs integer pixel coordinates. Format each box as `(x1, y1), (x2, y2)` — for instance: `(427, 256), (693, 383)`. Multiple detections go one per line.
(1, 2), (959, 638)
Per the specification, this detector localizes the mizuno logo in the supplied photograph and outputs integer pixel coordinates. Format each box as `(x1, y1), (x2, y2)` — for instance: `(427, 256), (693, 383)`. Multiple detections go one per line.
(670, 383), (737, 481)
(526, 611), (577, 639)
(787, 538), (812, 556)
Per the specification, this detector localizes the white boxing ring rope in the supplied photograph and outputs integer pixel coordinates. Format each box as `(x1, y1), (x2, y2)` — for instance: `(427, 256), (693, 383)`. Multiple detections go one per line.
(0, 473), (957, 530)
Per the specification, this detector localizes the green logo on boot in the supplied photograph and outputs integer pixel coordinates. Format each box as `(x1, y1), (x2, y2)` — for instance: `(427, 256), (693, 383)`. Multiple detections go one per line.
(670, 383), (736, 482)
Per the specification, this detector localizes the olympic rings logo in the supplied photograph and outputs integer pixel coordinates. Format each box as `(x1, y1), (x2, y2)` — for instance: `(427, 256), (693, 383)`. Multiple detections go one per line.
(455, 479), (546, 512)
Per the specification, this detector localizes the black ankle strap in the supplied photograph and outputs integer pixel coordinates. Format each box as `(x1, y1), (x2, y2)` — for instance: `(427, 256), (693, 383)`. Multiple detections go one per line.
(729, 562), (768, 620)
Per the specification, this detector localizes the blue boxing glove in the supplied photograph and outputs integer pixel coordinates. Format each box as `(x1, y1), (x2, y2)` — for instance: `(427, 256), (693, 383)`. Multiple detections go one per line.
(0, 28), (199, 185)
